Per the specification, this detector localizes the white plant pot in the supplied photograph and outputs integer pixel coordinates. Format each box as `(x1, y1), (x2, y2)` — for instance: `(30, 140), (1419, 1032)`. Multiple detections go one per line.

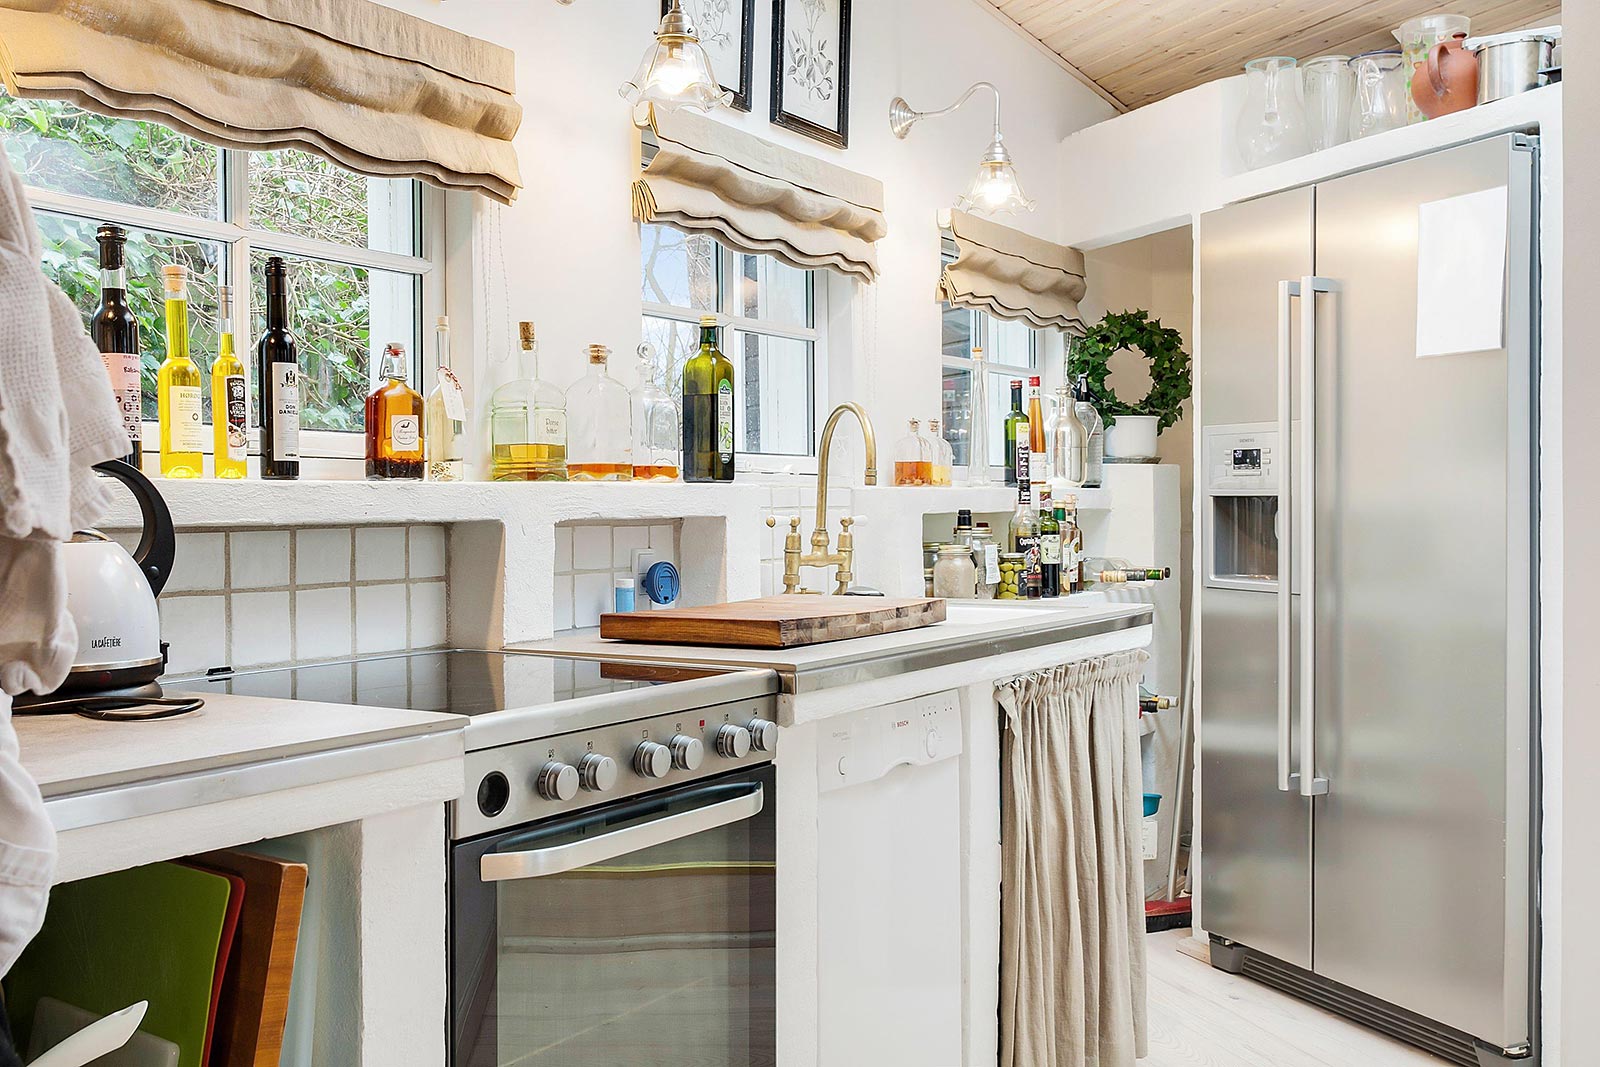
(1104, 415), (1160, 461)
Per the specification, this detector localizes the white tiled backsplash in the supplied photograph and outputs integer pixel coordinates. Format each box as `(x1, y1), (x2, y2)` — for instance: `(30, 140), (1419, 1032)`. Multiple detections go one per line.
(554, 522), (679, 631)
(754, 484), (852, 597)
(123, 525), (450, 677)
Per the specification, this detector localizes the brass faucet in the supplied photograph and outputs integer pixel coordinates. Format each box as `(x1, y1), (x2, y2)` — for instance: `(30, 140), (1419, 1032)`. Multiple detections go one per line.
(766, 402), (878, 595)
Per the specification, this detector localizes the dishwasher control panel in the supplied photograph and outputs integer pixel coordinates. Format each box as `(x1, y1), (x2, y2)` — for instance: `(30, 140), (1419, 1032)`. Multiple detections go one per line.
(817, 690), (963, 794)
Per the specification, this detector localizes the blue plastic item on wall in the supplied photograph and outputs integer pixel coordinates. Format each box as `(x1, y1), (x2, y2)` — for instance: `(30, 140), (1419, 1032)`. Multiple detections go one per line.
(1143, 792), (1162, 818)
(642, 561), (680, 606)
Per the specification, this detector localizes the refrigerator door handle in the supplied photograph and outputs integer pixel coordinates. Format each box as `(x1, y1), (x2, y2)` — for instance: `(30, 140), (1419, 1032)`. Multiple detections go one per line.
(1276, 279), (1301, 794)
(1298, 275), (1338, 798)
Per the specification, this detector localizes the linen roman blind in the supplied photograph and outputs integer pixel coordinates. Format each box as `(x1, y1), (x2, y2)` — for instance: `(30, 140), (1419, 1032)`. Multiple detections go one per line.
(0, 0), (524, 204)
(633, 107), (887, 282)
(940, 208), (1088, 332)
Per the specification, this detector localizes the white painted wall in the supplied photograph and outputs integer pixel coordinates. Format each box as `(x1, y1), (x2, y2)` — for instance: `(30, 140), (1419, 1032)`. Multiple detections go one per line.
(373, 0), (1113, 466)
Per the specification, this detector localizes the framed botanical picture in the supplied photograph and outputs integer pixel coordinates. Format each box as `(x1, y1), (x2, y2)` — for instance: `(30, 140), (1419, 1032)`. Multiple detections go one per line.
(667, 0), (756, 112)
(771, 0), (852, 148)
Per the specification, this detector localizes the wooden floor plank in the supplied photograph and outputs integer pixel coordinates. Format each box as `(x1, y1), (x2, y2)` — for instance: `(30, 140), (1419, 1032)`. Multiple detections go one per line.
(1143, 930), (1450, 1067)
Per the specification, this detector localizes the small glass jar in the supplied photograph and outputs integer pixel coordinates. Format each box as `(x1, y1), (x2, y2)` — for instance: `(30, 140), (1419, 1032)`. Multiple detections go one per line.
(969, 524), (999, 600)
(894, 418), (934, 486)
(996, 552), (1024, 600)
(933, 544), (977, 600)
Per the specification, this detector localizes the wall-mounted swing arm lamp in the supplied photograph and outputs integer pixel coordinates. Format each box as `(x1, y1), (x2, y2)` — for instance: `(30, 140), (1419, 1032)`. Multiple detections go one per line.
(888, 81), (1035, 216)
(619, 0), (732, 116)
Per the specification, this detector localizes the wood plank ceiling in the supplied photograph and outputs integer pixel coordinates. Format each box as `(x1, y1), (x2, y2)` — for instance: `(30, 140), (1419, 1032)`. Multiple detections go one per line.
(982, 0), (1562, 110)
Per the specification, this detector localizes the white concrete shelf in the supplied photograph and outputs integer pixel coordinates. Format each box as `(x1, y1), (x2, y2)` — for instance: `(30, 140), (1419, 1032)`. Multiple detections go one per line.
(853, 483), (1113, 513)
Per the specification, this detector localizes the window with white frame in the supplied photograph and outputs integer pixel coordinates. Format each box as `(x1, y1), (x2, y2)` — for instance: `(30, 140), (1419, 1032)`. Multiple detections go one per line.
(939, 250), (1039, 472)
(0, 90), (441, 458)
(640, 223), (825, 465)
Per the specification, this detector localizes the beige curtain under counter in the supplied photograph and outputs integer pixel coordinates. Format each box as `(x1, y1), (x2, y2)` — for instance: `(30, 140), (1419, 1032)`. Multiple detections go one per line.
(0, 0), (524, 203)
(940, 208), (1088, 332)
(998, 651), (1149, 1067)
(634, 107), (887, 282)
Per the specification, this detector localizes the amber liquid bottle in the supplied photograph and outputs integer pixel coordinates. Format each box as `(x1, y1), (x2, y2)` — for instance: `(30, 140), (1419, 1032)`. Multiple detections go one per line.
(365, 342), (425, 480)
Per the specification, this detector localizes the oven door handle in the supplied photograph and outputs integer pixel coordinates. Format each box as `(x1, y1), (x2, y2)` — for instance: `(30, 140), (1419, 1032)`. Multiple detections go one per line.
(480, 783), (765, 882)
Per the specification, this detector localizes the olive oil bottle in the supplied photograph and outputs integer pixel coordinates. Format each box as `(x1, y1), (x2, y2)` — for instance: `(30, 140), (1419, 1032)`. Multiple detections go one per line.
(210, 284), (248, 479)
(157, 265), (205, 478)
(682, 316), (734, 482)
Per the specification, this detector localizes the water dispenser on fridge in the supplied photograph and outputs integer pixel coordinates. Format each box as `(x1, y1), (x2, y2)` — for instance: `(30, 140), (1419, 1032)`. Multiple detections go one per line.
(1204, 424), (1284, 590)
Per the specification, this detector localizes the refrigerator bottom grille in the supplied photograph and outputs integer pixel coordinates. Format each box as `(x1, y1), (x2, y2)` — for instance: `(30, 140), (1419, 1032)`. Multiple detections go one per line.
(1233, 948), (1482, 1066)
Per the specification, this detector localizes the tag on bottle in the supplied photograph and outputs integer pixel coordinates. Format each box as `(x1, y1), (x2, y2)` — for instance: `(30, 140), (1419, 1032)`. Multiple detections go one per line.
(438, 367), (466, 421)
(983, 544), (1000, 585)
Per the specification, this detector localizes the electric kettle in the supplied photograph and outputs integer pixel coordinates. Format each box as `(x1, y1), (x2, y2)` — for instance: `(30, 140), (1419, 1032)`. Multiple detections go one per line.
(21, 460), (176, 703)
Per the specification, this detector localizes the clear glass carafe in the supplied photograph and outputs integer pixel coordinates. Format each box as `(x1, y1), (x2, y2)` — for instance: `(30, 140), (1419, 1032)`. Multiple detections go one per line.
(1347, 50), (1408, 140)
(1301, 54), (1353, 151)
(1236, 56), (1310, 170)
(490, 321), (568, 481)
(565, 344), (633, 481)
(630, 342), (680, 481)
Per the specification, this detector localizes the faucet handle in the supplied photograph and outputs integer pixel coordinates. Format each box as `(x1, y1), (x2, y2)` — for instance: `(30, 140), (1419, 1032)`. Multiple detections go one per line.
(766, 515), (802, 531)
(839, 516), (854, 531)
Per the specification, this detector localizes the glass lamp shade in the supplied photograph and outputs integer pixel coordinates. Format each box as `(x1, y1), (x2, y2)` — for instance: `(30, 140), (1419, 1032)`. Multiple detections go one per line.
(957, 159), (1036, 216)
(620, 33), (732, 116)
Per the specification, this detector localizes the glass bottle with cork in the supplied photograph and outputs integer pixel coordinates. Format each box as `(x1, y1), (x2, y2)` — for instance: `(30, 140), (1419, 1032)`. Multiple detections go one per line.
(1026, 375), (1047, 486)
(490, 321), (567, 481)
(893, 418), (932, 485)
(92, 224), (141, 468)
(682, 315), (735, 482)
(258, 255), (301, 481)
(156, 264), (204, 479)
(424, 315), (467, 482)
(1003, 379), (1028, 487)
(965, 345), (993, 486)
(630, 341), (681, 480)
(566, 343), (633, 480)
(1058, 496), (1084, 593)
(365, 342), (424, 480)
(928, 418), (953, 486)
(210, 284), (247, 479)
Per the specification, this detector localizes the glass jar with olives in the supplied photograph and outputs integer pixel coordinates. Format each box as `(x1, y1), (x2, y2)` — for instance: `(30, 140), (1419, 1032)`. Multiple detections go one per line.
(997, 552), (1025, 599)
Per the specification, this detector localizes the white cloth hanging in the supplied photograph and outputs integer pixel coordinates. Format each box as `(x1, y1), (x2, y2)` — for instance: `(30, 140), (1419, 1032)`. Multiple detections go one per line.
(0, 146), (127, 976)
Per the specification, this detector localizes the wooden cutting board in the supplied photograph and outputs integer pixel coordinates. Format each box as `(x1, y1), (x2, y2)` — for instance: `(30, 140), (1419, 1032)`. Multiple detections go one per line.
(599, 595), (946, 649)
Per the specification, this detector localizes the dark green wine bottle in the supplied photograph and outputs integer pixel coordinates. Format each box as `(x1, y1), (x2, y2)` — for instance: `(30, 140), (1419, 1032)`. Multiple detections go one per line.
(1003, 380), (1028, 487)
(682, 315), (735, 482)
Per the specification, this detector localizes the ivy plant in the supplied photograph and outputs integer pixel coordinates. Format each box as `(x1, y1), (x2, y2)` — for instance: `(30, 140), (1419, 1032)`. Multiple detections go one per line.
(1067, 309), (1192, 432)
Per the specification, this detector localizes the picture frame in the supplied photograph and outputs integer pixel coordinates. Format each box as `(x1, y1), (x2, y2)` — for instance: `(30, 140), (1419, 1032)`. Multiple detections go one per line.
(770, 0), (852, 149)
(666, 0), (756, 113)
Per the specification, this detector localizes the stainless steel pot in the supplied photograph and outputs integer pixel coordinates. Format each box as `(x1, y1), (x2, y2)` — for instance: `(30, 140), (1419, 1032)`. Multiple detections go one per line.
(1468, 25), (1562, 104)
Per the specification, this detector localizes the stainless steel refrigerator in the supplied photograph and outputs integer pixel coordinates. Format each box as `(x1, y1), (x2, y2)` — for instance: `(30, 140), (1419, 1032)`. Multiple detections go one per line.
(1197, 133), (1539, 1066)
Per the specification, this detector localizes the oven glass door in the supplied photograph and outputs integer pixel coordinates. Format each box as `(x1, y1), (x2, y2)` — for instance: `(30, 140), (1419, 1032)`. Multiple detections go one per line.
(452, 766), (775, 1067)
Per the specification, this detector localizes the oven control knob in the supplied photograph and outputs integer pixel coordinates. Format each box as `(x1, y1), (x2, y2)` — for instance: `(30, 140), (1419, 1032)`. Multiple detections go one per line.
(535, 761), (579, 802)
(578, 753), (618, 792)
(634, 740), (672, 779)
(746, 718), (779, 753)
(670, 734), (705, 771)
(716, 723), (752, 759)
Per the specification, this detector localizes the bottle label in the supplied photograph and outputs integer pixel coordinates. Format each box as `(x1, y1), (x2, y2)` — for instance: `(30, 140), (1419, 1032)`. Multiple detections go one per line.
(222, 374), (248, 460)
(983, 544), (1000, 585)
(390, 414), (421, 452)
(1041, 533), (1062, 565)
(100, 351), (141, 445)
(717, 378), (733, 459)
(438, 367), (466, 422)
(169, 385), (205, 452)
(533, 409), (566, 446)
(1016, 446), (1031, 503)
(271, 363), (300, 460)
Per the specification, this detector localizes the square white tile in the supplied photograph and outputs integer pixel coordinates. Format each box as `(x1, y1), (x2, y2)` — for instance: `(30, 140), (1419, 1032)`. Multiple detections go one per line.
(168, 532), (225, 594)
(409, 526), (447, 579)
(295, 586), (354, 661)
(230, 530), (290, 589)
(553, 575), (574, 632)
(612, 525), (650, 569)
(571, 526), (612, 571)
(772, 487), (802, 510)
(554, 526), (573, 574)
(355, 584), (409, 654)
(410, 580), (448, 649)
(355, 527), (407, 581)
(231, 590), (292, 667)
(572, 572), (612, 629)
(296, 528), (352, 585)
(159, 595), (227, 676)
(649, 525), (675, 552)
(760, 561), (776, 598)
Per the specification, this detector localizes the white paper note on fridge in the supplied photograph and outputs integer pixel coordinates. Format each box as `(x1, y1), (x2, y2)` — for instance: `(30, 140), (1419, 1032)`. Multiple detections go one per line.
(1415, 185), (1508, 358)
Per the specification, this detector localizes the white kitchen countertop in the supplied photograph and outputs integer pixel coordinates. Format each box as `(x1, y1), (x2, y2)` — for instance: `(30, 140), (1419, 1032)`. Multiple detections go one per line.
(516, 599), (1154, 725)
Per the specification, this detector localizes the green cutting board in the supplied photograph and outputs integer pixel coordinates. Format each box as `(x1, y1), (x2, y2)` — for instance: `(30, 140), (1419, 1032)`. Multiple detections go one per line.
(3, 862), (231, 1067)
